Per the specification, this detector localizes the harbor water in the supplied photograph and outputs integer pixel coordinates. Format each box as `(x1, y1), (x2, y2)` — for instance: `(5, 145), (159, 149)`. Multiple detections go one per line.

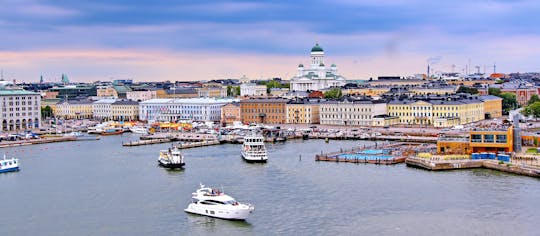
(1, 134), (539, 235)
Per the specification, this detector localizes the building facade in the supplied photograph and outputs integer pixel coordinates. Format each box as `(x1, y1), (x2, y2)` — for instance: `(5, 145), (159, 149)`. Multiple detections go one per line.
(285, 99), (321, 124)
(111, 100), (139, 121)
(127, 90), (157, 102)
(139, 98), (236, 122)
(220, 102), (241, 126)
(96, 86), (118, 98)
(240, 83), (267, 97)
(92, 99), (116, 120)
(240, 98), (288, 124)
(55, 100), (93, 119)
(319, 97), (387, 126)
(290, 43), (346, 92)
(0, 89), (41, 131)
(197, 86), (227, 98)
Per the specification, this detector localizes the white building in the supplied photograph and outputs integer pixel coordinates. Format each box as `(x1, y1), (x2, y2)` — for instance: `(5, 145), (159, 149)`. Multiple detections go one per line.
(319, 97), (387, 126)
(126, 90), (157, 102)
(290, 43), (347, 92)
(240, 83), (267, 96)
(0, 88), (41, 131)
(92, 99), (116, 120)
(139, 98), (238, 122)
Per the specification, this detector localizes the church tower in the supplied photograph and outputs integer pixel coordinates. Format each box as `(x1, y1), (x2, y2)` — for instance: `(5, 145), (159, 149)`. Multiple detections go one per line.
(310, 43), (324, 69)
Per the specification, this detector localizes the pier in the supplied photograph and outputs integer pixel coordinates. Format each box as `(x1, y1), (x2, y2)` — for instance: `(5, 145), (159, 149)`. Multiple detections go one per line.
(314, 142), (427, 165)
(0, 136), (78, 148)
(175, 140), (220, 149)
(406, 157), (540, 178)
(122, 138), (173, 146)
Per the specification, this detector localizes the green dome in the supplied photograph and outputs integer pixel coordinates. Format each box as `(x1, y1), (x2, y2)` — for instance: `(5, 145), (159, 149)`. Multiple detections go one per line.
(331, 63), (336, 67)
(311, 43), (324, 52)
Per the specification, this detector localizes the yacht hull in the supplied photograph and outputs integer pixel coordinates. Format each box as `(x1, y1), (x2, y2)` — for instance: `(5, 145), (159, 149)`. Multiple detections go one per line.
(241, 151), (267, 163)
(0, 167), (19, 173)
(158, 160), (185, 169)
(184, 203), (252, 220)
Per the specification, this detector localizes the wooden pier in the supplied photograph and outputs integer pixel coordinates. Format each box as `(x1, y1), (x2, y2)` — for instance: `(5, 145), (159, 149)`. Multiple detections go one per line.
(176, 140), (220, 149)
(0, 136), (77, 148)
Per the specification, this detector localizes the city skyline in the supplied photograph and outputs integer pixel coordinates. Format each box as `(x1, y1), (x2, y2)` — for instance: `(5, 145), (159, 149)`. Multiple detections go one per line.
(1, 0), (539, 82)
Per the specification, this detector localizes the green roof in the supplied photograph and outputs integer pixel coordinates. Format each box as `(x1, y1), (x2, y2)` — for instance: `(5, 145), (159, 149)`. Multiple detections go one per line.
(311, 43), (324, 52)
(0, 89), (38, 96)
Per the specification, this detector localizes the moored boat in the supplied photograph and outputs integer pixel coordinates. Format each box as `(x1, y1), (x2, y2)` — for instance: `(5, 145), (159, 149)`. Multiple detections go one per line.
(158, 146), (185, 169)
(100, 128), (124, 136)
(241, 134), (268, 163)
(0, 155), (20, 173)
(129, 126), (149, 134)
(184, 184), (254, 220)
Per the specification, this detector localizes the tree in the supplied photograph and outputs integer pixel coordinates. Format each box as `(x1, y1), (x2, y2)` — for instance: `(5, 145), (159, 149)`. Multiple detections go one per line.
(235, 86), (240, 96)
(323, 88), (342, 99)
(500, 92), (518, 115)
(227, 86), (240, 97)
(488, 87), (501, 96)
(528, 94), (540, 105)
(41, 106), (53, 119)
(456, 86), (479, 95)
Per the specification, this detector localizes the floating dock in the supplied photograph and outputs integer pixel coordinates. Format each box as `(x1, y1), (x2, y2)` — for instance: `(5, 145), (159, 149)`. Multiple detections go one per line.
(122, 138), (173, 146)
(176, 140), (220, 149)
(315, 143), (423, 165)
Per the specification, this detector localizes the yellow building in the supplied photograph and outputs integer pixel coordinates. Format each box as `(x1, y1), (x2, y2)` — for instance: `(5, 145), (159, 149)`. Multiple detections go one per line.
(55, 100), (94, 119)
(410, 87), (457, 95)
(111, 100), (139, 121)
(387, 95), (485, 127)
(437, 125), (514, 154)
(286, 99), (321, 124)
(480, 95), (503, 118)
(197, 86), (227, 98)
(221, 102), (241, 126)
(343, 88), (389, 96)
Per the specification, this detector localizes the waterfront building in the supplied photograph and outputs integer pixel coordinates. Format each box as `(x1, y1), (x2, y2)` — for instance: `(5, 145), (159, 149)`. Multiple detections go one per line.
(286, 98), (322, 124)
(55, 100), (93, 119)
(126, 90), (157, 102)
(290, 43), (346, 92)
(372, 115), (399, 127)
(0, 88), (41, 131)
(319, 97), (387, 126)
(197, 86), (227, 98)
(491, 83), (538, 106)
(437, 125), (513, 154)
(92, 99), (116, 120)
(387, 95), (485, 127)
(220, 102), (241, 126)
(111, 100), (139, 121)
(139, 98), (236, 122)
(240, 83), (267, 97)
(240, 98), (288, 124)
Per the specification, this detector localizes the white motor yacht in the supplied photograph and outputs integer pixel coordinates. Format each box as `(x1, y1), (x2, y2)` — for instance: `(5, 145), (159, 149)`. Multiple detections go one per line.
(184, 184), (254, 220)
(129, 126), (149, 134)
(241, 135), (268, 163)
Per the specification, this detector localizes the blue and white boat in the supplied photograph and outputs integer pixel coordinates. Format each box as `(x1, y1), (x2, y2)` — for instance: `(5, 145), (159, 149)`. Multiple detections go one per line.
(0, 155), (19, 173)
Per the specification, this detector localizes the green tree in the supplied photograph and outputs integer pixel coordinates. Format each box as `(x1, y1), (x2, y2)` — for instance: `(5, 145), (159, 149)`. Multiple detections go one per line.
(456, 86), (479, 95)
(234, 86), (240, 96)
(323, 88), (343, 99)
(488, 87), (501, 96)
(528, 94), (540, 105)
(41, 105), (53, 119)
(500, 92), (518, 115)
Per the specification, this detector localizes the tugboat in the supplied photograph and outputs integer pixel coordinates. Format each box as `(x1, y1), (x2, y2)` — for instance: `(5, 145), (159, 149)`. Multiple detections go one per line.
(158, 146), (185, 169)
(241, 134), (268, 163)
(184, 184), (254, 220)
(0, 154), (20, 173)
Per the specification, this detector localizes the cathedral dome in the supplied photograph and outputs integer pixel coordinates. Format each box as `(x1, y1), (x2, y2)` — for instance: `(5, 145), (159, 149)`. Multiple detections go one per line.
(311, 43), (323, 52)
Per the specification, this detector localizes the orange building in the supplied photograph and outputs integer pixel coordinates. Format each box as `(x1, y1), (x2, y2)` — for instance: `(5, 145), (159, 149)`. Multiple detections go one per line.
(480, 95), (503, 118)
(437, 126), (514, 154)
(221, 102), (241, 126)
(240, 98), (288, 124)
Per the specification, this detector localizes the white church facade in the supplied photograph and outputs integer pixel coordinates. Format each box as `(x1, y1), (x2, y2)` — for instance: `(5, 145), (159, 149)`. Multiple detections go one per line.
(290, 43), (347, 92)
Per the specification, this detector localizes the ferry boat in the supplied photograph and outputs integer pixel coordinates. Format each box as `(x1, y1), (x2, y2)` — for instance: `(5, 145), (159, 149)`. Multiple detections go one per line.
(0, 155), (20, 173)
(184, 184), (254, 220)
(158, 146), (185, 169)
(241, 135), (268, 163)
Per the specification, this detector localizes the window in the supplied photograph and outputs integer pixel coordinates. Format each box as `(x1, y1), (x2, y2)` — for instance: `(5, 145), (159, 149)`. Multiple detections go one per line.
(484, 134), (495, 143)
(471, 134), (482, 142)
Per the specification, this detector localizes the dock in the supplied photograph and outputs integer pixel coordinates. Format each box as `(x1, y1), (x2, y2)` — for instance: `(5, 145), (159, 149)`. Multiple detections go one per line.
(406, 157), (540, 178)
(122, 138), (173, 146)
(314, 142), (425, 165)
(0, 136), (78, 148)
(176, 140), (220, 149)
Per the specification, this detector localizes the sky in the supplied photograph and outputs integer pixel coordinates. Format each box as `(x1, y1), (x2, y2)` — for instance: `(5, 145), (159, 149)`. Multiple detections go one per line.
(0, 0), (539, 83)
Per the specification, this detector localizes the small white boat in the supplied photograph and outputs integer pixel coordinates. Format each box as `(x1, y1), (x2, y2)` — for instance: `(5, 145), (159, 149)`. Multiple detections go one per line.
(158, 146), (185, 169)
(129, 126), (149, 134)
(0, 155), (19, 173)
(241, 134), (268, 163)
(184, 184), (254, 220)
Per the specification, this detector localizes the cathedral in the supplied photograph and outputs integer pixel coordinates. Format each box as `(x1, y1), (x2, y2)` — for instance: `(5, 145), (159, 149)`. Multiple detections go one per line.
(290, 43), (347, 91)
